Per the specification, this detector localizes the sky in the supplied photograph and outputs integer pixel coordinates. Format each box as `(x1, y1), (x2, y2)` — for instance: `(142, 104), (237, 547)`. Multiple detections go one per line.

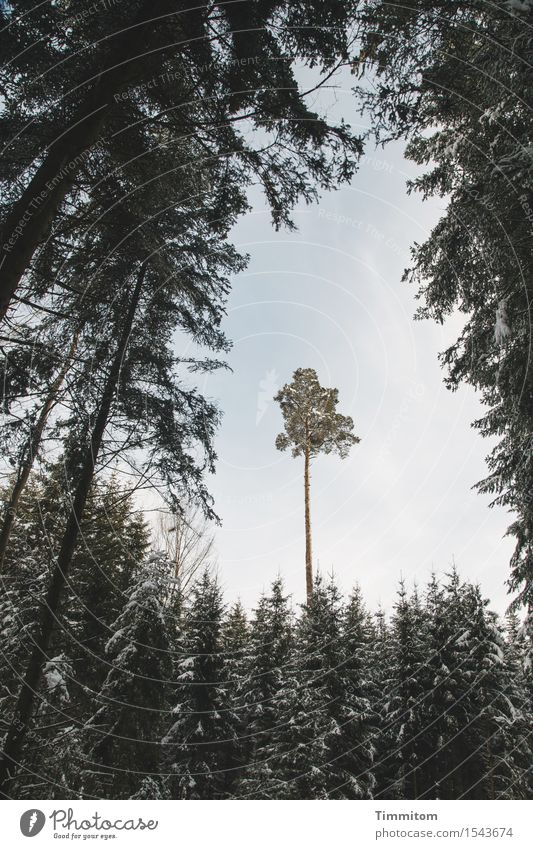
(172, 76), (515, 617)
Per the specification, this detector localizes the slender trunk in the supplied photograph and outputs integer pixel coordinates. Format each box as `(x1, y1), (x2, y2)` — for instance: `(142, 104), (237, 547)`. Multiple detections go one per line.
(0, 330), (80, 571)
(0, 264), (145, 797)
(0, 0), (170, 321)
(304, 437), (313, 604)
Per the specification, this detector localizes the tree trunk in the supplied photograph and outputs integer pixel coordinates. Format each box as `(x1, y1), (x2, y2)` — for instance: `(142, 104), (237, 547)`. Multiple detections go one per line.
(0, 0), (173, 322)
(304, 438), (313, 604)
(0, 264), (146, 797)
(0, 330), (80, 571)
(487, 738), (496, 800)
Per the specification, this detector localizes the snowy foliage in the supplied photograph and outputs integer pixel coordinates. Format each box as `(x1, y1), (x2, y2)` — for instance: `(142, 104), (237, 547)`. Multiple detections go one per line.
(357, 0), (533, 611)
(2, 565), (532, 800)
(494, 300), (511, 345)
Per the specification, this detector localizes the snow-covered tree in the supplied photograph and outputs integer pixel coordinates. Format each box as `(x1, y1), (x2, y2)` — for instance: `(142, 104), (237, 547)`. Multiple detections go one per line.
(369, 604), (399, 797)
(419, 571), (475, 799)
(81, 554), (175, 799)
(458, 586), (531, 800)
(508, 611), (533, 798)
(221, 601), (250, 795)
(415, 572), (531, 800)
(66, 476), (151, 698)
(260, 576), (374, 799)
(238, 578), (294, 798)
(0, 545), (81, 799)
(163, 571), (240, 799)
(0, 470), (152, 797)
(22, 654), (86, 800)
(374, 582), (430, 799)
(357, 0), (533, 611)
(327, 585), (376, 799)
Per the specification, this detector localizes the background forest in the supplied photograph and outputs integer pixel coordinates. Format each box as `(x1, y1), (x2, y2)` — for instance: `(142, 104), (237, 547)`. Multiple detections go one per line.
(1, 0), (532, 800)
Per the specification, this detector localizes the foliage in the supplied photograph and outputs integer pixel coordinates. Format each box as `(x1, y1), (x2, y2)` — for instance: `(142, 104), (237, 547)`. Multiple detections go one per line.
(275, 368), (360, 459)
(356, 0), (533, 609)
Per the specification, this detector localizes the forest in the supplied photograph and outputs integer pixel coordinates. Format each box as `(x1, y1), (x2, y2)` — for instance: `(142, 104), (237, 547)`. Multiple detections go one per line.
(1, 474), (532, 800)
(1, 0), (532, 800)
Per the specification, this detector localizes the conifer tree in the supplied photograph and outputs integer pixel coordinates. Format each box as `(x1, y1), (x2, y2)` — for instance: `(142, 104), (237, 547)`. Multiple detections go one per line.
(69, 476), (151, 695)
(507, 611), (533, 799)
(337, 586), (377, 797)
(223, 602), (249, 678)
(0, 330), (80, 570)
(0, 551), (48, 785)
(0, 218), (240, 793)
(221, 601), (249, 795)
(274, 369), (360, 601)
(458, 586), (530, 800)
(376, 582), (430, 799)
(421, 572), (472, 799)
(1, 0), (365, 319)
(163, 571), (240, 799)
(419, 572), (530, 800)
(356, 1), (533, 610)
(81, 554), (175, 800)
(0, 269), (146, 796)
(0, 468), (154, 797)
(370, 603), (401, 799)
(257, 637), (329, 796)
(15, 654), (86, 800)
(238, 578), (294, 798)
(261, 576), (374, 799)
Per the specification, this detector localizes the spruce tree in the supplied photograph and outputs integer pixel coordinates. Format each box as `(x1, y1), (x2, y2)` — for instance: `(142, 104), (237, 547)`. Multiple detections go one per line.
(17, 653), (85, 800)
(506, 607), (533, 799)
(0, 551), (49, 794)
(330, 585), (376, 799)
(163, 571), (240, 799)
(221, 600), (250, 796)
(238, 578), (294, 798)
(81, 553), (175, 800)
(376, 582), (430, 800)
(356, 1), (533, 610)
(369, 604), (399, 797)
(261, 575), (374, 799)
(1, 1), (365, 319)
(0, 215), (241, 793)
(68, 477), (151, 695)
(421, 571), (472, 800)
(419, 571), (530, 800)
(458, 586), (530, 800)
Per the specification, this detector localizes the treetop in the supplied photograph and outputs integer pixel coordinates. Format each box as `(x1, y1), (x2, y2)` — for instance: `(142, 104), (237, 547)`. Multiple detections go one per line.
(274, 367), (360, 459)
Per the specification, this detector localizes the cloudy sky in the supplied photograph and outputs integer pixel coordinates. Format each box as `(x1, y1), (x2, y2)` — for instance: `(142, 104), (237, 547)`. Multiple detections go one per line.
(175, 76), (514, 616)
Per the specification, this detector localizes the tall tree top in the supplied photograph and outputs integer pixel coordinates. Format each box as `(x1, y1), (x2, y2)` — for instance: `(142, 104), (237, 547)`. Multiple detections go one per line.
(274, 367), (360, 459)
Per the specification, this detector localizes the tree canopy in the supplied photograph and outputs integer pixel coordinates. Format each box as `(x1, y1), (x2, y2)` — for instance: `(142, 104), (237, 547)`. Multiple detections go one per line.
(275, 367), (360, 459)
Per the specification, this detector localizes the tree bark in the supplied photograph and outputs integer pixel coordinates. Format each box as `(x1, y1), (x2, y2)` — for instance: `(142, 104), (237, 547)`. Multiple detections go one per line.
(0, 264), (146, 797)
(0, 330), (80, 571)
(0, 0), (175, 322)
(304, 436), (313, 604)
